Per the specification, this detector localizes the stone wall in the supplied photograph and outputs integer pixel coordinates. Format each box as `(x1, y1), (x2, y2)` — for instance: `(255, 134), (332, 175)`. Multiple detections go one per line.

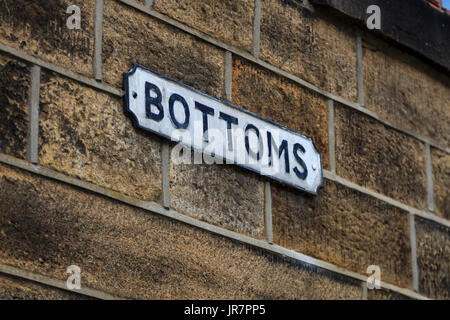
(0, 0), (448, 300)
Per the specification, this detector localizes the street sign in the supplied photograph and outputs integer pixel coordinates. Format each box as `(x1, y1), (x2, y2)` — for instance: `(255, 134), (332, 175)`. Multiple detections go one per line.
(124, 64), (323, 195)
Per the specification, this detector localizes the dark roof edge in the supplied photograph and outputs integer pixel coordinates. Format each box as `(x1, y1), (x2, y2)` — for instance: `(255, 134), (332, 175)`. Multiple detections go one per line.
(310, 0), (450, 72)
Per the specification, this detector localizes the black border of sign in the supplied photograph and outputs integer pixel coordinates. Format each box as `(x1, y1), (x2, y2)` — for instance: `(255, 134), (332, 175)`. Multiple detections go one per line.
(123, 63), (324, 195)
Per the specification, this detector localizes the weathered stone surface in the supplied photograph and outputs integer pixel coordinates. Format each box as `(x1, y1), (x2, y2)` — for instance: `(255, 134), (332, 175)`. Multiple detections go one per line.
(103, 0), (225, 98)
(232, 57), (329, 169)
(170, 153), (265, 239)
(0, 274), (92, 300)
(335, 104), (427, 210)
(260, 0), (358, 102)
(153, 0), (255, 52)
(0, 0), (95, 77)
(415, 217), (450, 299)
(39, 72), (162, 202)
(367, 288), (412, 300)
(272, 179), (412, 288)
(311, 0), (450, 71)
(431, 148), (450, 220)
(0, 54), (30, 159)
(363, 39), (450, 148)
(0, 164), (362, 299)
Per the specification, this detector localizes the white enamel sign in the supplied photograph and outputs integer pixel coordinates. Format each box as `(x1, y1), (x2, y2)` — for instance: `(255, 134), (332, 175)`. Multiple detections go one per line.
(125, 64), (323, 195)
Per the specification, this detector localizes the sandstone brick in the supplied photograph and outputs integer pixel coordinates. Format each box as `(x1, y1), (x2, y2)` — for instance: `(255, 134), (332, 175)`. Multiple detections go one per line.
(0, 0), (95, 77)
(169, 153), (265, 239)
(431, 148), (450, 220)
(232, 57), (329, 169)
(335, 104), (427, 210)
(103, 0), (225, 98)
(415, 217), (450, 299)
(0, 274), (92, 300)
(367, 288), (412, 300)
(0, 164), (361, 299)
(38, 72), (162, 203)
(260, 0), (357, 102)
(363, 40), (450, 148)
(272, 179), (412, 288)
(0, 54), (30, 159)
(153, 0), (255, 51)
